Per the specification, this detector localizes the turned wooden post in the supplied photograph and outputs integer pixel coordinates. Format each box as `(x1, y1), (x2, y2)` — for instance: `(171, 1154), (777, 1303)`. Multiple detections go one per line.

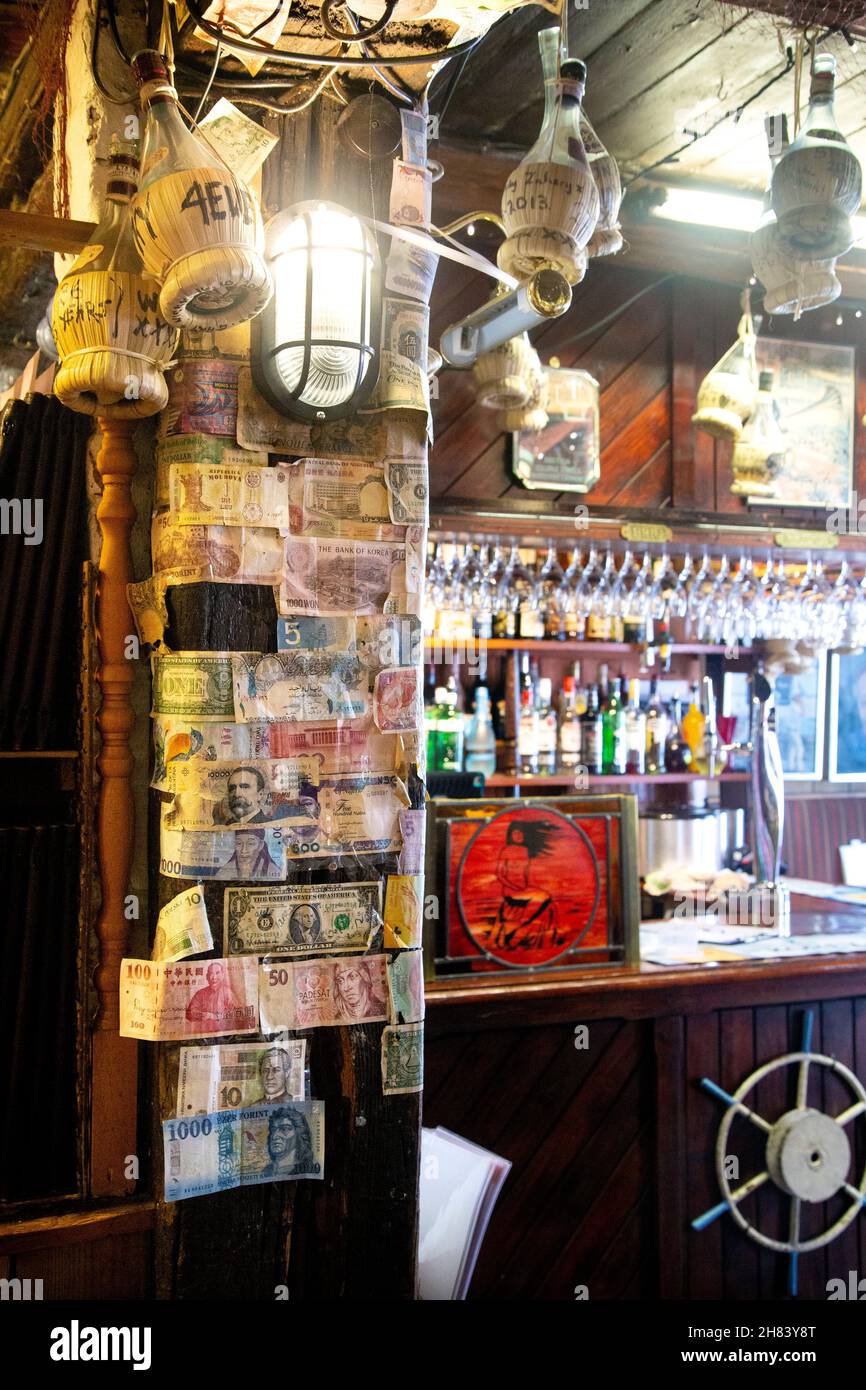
(90, 416), (139, 1197)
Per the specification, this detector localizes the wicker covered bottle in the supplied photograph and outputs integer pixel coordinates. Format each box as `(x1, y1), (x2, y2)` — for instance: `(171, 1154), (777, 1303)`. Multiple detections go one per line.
(130, 50), (272, 331)
(692, 310), (758, 442)
(582, 111), (622, 258)
(499, 27), (599, 284)
(52, 137), (177, 418)
(730, 369), (785, 498)
(771, 54), (862, 260)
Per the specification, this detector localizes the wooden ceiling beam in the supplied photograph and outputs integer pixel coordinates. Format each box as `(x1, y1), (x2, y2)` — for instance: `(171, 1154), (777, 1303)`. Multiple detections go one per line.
(432, 137), (866, 301)
(717, 0), (866, 37)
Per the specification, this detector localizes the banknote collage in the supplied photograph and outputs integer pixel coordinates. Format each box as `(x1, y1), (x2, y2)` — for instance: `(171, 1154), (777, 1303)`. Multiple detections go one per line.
(126, 114), (435, 1201)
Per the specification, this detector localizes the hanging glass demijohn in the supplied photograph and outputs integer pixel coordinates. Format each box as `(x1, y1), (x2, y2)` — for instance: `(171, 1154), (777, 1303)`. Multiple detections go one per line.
(581, 110), (623, 258)
(499, 26), (600, 285)
(692, 302), (758, 441)
(52, 136), (178, 417)
(751, 114), (841, 318)
(771, 53), (862, 260)
(730, 369), (786, 498)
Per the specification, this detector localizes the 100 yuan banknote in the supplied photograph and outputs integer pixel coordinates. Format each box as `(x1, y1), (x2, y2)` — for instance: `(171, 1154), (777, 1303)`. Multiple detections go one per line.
(120, 956), (259, 1041)
(163, 1099), (324, 1201)
(176, 1039), (307, 1115)
(162, 757), (320, 832)
(169, 463), (290, 529)
(224, 880), (381, 956)
(160, 826), (287, 881)
(259, 954), (389, 1032)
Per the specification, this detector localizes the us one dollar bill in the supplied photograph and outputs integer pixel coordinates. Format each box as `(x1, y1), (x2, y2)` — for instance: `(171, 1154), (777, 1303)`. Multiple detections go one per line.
(151, 717), (409, 791)
(169, 463), (291, 529)
(155, 434), (267, 510)
(288, 457), (402, 540)
(224, 881), (381, 956)
(151, 512), (284, 586)
(159, 825), (288, 881)
(152, 651), (245, 720)
(280, 537), (407, 616)
(163, 757), (320, 831)
(153, 886), (214, 963)
(381, 1022), (423, 1094)
(259, 954), (389, 1032)
(385, 457), (428, 524)
(176, 1039), (307, 1115)
(119, 956), (259, 1041)
(387, 950), (425, 1024)
(163, 1099), (324, 1201)
(231, 650), (370, 726)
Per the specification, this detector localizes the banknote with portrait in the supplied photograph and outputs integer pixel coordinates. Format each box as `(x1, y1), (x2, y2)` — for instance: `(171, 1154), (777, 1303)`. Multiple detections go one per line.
(151, 512), (284, 586)
(259, 954), (389, 1032)
(159, 825), (288, 881)
(153, 886), (214, 963)
(163, 1099), (324, 1200)
(162, 757), (320, 831)
(224, 881), (381, 956)
(176, 1038), (307, 1115)
(119, 956), (259, 1041)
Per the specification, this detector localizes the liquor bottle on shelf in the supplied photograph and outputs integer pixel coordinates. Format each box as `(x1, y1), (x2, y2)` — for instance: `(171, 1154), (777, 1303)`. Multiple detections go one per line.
(517, 686), (539, 776)
(539, 544), (567, 640)
(681, 681), (707, 769)
(647, 614), (672, 672)
(536, 677), (558, 775)
(569, 543), (600, 641)
(495, 544), (531, 639)
(602, 675), (626, 775)
(558, 674), (582, 770)
(625, 678), (646, 775)
(586, 547), (616, 641)
(425, 684), (441, 770)
(597, 661), (611, 705)
(437, 687), (464, 772)
(563, 547), (585, 641)
(612, 549), (646, 645)
(664, 699), (693, 773)
(464, 686), (498, 777)
(645, 677), (668, 774)
(581, 684), (604, 775)
(572, 662), (588, 715)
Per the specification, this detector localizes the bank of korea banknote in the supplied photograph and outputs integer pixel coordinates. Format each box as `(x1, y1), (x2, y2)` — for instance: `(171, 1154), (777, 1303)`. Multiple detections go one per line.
(176, 1039), (307, 1115)
(153, 886), (214, 963)
(381, 1022), (423, 1094)
(169, 463), (291, 529)
(259, 954), (389, 1032)
(119, 956), (259, 1040)
(224, 881), (381, 956)
(162, 757), (320, 831)
(159, 826), (288, 881)
(152, 651), (246, 720)
(151, 717), (409, 791)
(163, 1099), (324, 1200)
(155, 434), (267, 510)
(276, 613), (420, 668)
(387, 949), (425, 1025)
(232, 649), (369, 726)
(287, 457), (402, 540)
(151, 512), (284, 585)
(280, 537), (407, 616)
(385, 458), (428, 525)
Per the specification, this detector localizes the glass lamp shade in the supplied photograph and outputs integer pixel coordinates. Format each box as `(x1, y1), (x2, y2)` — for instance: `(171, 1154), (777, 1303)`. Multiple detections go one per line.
(252, 201), (380, 421)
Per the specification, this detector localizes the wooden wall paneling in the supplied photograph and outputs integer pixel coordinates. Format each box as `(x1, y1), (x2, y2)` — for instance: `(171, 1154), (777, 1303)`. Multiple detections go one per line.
(719, 1008), (761, 1300)
(592, 386), (671, 506)
(711, 282), (743, 513)
(655, 1015), (687, 1299)
(855, 997), (866, 1285)
(820, 999), (860, 1291)
(788, 1001), (827, 1299)
(753, 1004), (790, 1301)
(13, 1234), (152, 1301)
(685, 1011), (723, 1298)
(672, 278), (717, 510)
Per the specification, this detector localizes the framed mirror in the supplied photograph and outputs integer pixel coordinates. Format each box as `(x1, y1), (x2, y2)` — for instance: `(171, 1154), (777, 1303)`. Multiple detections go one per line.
(509, 365), (600, 494)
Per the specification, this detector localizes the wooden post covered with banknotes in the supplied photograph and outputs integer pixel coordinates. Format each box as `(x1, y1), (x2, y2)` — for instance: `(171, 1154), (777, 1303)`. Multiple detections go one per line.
(119, 92), (431, 1295)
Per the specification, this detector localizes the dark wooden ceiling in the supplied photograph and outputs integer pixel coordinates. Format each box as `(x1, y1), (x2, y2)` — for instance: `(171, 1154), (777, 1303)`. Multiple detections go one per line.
(440, 0), (866, 195)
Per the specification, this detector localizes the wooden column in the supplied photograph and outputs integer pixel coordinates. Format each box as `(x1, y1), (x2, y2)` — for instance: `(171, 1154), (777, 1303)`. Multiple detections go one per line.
(90, 417), (139, 1197)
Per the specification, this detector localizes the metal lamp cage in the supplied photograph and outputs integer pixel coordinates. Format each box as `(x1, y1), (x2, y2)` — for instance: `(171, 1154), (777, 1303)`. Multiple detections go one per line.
(253, 201), (382, 423)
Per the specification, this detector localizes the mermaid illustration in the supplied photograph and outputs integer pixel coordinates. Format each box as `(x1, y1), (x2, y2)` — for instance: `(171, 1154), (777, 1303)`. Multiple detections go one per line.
(493, 819), (564, 953)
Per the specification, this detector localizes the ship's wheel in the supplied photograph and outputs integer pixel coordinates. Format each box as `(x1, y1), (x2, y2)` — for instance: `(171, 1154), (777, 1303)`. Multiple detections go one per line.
(692, 1011), (866, 1296)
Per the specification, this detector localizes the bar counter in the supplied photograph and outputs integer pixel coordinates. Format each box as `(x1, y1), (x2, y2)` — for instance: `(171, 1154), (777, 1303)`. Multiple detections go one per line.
(424, 901), (866, 1302)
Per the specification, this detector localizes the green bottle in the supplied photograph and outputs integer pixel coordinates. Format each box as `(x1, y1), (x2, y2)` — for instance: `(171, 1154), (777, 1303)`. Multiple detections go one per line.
(602, 676), (626, 774)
